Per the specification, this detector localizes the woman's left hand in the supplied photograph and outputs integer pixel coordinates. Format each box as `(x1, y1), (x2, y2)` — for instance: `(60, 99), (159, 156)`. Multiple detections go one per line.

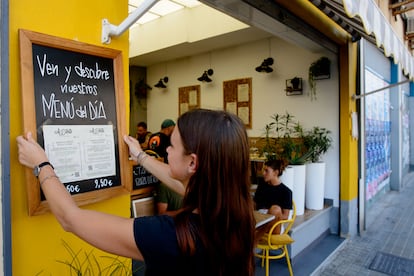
(16, 132), (49, 169)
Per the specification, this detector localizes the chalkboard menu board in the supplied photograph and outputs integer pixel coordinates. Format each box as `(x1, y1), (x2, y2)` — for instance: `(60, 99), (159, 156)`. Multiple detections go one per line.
(132, 165), (160, 189)
(131, 151), (162, 190)
(19, 29), (131, 216)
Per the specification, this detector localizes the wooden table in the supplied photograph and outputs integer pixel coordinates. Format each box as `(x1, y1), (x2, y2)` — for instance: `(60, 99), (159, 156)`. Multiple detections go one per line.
(254, 211), (275, 242)
(254, 211), (275, 228)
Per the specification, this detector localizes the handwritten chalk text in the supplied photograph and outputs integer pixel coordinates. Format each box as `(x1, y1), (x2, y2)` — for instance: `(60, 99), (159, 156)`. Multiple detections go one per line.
(42, 93), (107, 120)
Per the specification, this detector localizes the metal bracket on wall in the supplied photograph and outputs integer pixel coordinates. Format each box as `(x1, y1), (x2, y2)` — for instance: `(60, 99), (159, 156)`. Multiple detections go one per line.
(101, 0), (158, 44)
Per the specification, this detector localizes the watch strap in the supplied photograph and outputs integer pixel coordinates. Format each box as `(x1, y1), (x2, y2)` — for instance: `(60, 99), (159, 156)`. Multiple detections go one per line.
(33, 161), (54, 177)
(38, 161), (54, 170)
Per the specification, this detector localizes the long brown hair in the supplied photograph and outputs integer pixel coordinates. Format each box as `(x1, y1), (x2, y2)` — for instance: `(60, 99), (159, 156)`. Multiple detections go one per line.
(174, 109), (255, 276)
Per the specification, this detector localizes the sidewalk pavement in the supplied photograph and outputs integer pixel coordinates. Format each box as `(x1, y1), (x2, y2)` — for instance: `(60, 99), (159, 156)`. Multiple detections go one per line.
(312, 172), (414, 276)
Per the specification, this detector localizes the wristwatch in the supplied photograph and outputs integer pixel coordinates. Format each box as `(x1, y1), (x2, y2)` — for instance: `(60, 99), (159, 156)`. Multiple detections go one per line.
(33, 161), (54, 177)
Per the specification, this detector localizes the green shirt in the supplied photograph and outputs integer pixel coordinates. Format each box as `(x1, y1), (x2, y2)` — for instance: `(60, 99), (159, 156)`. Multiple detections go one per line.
(155, 183), (183, 211)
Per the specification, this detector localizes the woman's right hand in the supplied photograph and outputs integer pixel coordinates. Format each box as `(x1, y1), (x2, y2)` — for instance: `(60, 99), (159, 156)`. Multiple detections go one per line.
(123, 135), (143, 161)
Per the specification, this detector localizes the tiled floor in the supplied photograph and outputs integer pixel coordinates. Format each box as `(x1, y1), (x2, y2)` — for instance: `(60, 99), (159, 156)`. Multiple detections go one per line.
(254, 234), (344, 276)
(313, 172), (414, 276)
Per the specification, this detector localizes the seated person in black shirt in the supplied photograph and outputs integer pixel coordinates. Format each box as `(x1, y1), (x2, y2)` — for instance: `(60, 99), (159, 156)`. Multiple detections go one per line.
(254, 159), (293, 232)
(148, 119), (175, 163)
(135, 121), (152, 150)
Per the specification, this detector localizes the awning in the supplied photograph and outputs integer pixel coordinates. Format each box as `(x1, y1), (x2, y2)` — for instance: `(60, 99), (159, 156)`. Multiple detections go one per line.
(312, 0), (414, 79)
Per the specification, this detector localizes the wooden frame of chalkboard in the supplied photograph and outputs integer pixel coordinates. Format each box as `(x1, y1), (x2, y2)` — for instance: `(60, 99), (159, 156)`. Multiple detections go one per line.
(19, 29), (131, 216)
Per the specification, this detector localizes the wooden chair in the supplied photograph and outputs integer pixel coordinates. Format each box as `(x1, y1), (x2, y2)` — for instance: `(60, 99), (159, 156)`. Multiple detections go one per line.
(255, 201), (296, 276)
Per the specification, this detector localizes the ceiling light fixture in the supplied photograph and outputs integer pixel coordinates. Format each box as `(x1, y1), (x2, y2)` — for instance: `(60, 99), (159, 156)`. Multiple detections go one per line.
(197, 69), (214, 82)
(154, 76), (168, 88)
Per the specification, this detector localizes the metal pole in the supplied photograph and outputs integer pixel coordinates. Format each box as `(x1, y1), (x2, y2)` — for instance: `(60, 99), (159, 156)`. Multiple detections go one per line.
(352, 79), (411, 100)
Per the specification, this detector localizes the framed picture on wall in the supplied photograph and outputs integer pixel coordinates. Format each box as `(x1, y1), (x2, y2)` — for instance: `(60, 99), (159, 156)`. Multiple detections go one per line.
(132, 197), (155, 218)
(179, 85), (200, 115)
(223, 78), (252, 128)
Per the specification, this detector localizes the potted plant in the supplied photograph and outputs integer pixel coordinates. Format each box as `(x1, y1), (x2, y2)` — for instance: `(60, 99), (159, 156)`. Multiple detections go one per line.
(304, 126), (333, 163)
(271, 111), (312, 165)
(260, 122), (278, 161)
(271, 112), (311, 216)
(291, 77), (301, 90)
(308, 57), (331, 101)
(134, 79), (152, 98)
(281, 122), (312, 165)
(304, 126), (333, 210)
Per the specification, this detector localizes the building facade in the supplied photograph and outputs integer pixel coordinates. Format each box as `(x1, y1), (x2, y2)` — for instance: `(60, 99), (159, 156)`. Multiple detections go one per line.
(1, 0), (413, 274)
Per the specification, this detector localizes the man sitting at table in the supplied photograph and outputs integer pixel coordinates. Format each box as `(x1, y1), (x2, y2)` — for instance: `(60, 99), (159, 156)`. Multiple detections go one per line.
(254, 159), (292, 233)
(155, 182), (183, 216)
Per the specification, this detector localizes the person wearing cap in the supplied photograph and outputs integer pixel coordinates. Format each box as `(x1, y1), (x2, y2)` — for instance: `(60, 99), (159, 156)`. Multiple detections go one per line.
(148, 119), (182, 217)
(147, 119), (175, 163)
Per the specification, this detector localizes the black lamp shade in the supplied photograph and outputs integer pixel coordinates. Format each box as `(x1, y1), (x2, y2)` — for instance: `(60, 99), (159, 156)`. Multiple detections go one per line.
(154, 76), (168, 88)
(255, 57), (274, 73)
(198, 69), (214, 82)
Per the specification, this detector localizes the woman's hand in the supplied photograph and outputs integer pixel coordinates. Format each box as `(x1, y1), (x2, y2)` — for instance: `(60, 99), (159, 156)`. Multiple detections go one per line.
(124, 134), (185, 195)
(123, 135), (143, 161)
(16, 132), (49, 168)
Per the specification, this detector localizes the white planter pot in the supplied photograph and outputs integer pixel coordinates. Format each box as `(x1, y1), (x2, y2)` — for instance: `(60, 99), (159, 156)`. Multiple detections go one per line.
(291, 164), (306, 216)
(305, 162), (326, 210)
(280, 165), (294, 193)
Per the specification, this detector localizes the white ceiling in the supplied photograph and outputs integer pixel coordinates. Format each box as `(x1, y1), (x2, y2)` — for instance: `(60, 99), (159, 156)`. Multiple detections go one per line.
(128, 0), (201, 26)
(128, 0), (325, 66)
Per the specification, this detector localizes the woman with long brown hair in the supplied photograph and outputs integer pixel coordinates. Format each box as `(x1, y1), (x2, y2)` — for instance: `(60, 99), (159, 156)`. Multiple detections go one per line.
(254, 159), (293, 233)
(17, 108), (255, 275)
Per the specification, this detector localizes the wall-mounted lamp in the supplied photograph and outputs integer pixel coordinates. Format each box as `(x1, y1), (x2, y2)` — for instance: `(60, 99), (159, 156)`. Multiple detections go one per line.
(197, 69), (214, 82)
(255, 57), (274, 73)
(154, 76), (168, 88)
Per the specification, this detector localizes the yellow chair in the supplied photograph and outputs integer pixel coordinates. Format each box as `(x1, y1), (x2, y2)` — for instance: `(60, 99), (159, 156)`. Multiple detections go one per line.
(255, 201), (296, 276)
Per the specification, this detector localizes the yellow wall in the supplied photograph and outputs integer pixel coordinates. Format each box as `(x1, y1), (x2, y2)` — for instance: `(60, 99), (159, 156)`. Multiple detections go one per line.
(10, 0), (131, 274)
(339, 42), (359, 201)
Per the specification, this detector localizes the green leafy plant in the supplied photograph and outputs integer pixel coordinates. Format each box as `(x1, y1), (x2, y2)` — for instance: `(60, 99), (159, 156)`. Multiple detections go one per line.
(279, 118), (312, 165)
(308, 57), (331, 101)
(260, 112), (312, 165)
(271, 111), (293, 139)
(259, 112), (294, 161)
(259, 122), (278, 161)
(304, 126), (333, 162)
(55, 240), (142, 276)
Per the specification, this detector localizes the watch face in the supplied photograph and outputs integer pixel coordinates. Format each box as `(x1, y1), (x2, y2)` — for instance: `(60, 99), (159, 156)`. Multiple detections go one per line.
(33, 166), (40, 177)
(32, 162), (53, 177)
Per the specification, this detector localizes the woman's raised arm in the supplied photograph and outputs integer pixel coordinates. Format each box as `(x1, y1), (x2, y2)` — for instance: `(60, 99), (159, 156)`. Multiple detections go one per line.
(123, 135), (185, 196)
(16, 132), (143, 260)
